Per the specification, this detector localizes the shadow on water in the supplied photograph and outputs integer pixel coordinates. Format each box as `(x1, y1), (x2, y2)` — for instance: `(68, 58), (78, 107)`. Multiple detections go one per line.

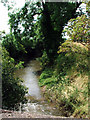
(15, 59), (62, 116)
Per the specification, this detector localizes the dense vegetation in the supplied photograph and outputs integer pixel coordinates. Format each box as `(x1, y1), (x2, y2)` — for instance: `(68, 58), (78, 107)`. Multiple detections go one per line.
(2, 47), (28, 110)
(1, 0), (89, 118)
(39, 40), (89, 117)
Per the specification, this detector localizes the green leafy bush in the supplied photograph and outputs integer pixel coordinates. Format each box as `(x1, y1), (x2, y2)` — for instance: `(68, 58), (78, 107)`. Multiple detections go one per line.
(57, 40), (89, 74)
(63, 15), (89, 44)
(39, 41), (89, 118)
(2, 48), (28, 110)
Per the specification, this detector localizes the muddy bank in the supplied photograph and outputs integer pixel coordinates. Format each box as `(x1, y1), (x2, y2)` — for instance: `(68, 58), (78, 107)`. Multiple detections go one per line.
(1, 109), (69, 118)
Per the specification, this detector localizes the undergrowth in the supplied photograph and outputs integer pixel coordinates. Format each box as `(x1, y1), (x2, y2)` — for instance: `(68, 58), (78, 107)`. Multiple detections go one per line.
(39, 41), (89, 118)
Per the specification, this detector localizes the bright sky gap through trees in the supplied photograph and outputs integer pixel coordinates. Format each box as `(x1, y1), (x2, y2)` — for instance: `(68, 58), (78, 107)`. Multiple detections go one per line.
(0, 0), (87, 34)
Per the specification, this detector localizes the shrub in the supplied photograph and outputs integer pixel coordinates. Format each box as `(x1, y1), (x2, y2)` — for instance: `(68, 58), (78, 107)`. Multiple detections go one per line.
(2, 48), (28, 110)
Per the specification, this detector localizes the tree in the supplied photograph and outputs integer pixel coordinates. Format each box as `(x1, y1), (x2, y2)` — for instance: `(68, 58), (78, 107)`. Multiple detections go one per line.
(38, 2), (81, 63)
(2, 1), (42, 59)
(2, 1), (82, 62)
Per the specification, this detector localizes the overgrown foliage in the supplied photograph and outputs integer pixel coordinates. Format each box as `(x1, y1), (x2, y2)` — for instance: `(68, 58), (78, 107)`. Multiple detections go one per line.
(63, 15), (89, 44)
(38, 2), (89, 118)
(2, 48), (27, 110)
(38, 2), (81, 63)
(2, 2), (80, 61)
(2, 2), (42, 59)
(1, 1), (89, 118)
(39, 41), (89, 118)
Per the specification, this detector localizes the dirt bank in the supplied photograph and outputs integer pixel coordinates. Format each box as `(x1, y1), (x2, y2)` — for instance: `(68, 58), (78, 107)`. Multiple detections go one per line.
(1, 109), (69, 119)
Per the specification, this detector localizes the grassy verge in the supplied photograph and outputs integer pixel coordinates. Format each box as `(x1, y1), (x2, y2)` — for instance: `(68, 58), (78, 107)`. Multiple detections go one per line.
(39, 41), (89, 118)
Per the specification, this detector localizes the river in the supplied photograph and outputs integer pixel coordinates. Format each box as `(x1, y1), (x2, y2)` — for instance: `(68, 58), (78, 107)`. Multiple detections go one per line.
(15, 59), (62, 116)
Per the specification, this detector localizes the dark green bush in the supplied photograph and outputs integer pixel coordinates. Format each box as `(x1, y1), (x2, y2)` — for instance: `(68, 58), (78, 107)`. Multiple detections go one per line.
(2, 48), (28, 110)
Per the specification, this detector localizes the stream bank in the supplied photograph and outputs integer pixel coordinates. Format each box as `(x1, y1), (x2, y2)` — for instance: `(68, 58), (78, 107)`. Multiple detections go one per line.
(1, 109), (68, 118)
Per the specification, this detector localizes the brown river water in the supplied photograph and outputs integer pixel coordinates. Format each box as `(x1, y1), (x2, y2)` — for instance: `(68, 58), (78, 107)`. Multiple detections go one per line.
(15, 59), (62, 116)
